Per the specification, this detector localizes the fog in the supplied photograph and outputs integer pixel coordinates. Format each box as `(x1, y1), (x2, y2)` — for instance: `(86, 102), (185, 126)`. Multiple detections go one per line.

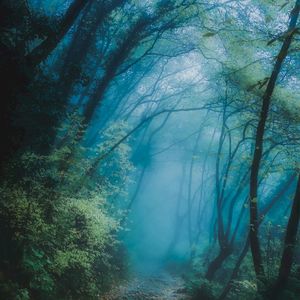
(2, 1), (300, 299)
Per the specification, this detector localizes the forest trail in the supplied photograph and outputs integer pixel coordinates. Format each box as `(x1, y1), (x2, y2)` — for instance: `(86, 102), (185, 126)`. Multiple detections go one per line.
(102, 271), (190, 300)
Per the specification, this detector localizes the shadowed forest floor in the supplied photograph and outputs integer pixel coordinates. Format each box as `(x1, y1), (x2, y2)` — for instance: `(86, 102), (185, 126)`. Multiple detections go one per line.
(102, 271), (190, 300)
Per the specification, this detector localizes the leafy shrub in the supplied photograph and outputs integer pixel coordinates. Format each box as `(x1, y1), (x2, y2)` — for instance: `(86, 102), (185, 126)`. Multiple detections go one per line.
(0, 123), (133, 299)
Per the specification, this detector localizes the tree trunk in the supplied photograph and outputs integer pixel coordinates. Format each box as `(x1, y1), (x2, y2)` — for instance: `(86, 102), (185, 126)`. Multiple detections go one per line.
(267, 173), (300, 299)
(81, 17), (151, 128)
(219, 174), (297, 299)
(187, 130), (202, 250)
(218, 239), (250, 300)
(278, 173), (300, 280)
(249, 0), (300, 281)
(205, 245), (232, 281)
(58, 0), (125, 101)
(26, 0), (90, 66)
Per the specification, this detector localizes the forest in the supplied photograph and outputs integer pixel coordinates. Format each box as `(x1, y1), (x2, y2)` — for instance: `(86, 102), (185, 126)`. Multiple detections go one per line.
(0, 0), (300, 299)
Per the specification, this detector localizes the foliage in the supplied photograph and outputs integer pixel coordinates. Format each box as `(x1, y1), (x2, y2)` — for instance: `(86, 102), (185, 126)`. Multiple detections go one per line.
(0, 129), (132, 299)
(2, 0), (300, 299)
(186, 277), (221, 300)
(229, 279), (258, 300)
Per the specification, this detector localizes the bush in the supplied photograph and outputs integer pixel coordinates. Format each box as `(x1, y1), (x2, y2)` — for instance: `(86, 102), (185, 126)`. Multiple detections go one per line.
(0, 138), (132, 299)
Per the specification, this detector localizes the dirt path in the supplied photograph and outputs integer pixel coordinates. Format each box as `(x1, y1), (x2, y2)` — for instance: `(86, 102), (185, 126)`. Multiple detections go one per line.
(102, 271), (190, 300)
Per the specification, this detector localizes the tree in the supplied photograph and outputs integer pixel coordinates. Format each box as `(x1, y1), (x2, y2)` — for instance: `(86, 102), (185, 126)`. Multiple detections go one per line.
(267, 172), (300, 298)
(248, 0), (300, 282)
(26, 0), (90, 66)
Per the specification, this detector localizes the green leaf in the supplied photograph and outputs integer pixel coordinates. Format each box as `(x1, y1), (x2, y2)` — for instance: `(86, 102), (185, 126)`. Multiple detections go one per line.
(203, 32), (216, 38)
(251, 197), (258, 204)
